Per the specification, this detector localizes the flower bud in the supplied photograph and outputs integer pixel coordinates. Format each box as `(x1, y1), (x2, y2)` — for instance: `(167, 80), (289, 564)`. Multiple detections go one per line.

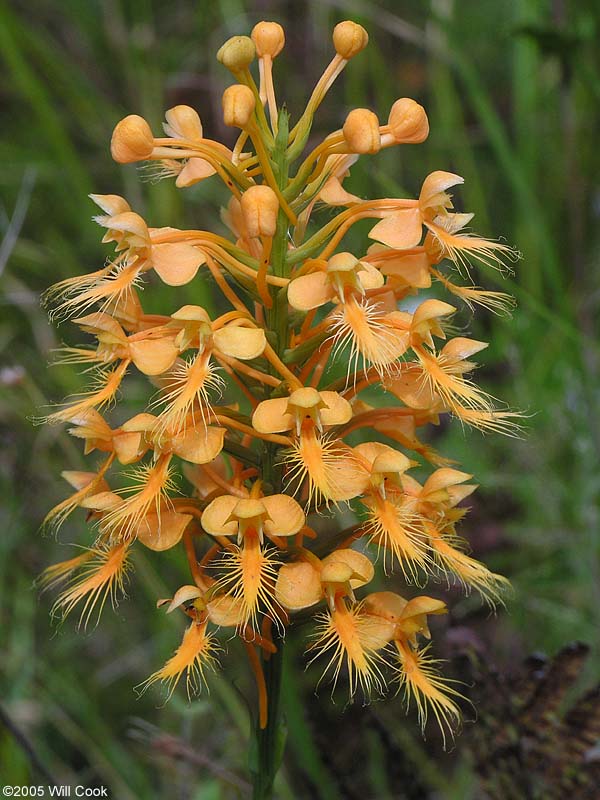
(342, 108), (381, 154)
(332, 20), (368, 59)
(388, 98), (429, 144)
(222, 84), (256, 128)
(216, 35), (256, 71)
(110, 115), (154, 163)
(251, 21), (285, 58)
(164, 105), (203, 142)
(240, 185), (279, 238)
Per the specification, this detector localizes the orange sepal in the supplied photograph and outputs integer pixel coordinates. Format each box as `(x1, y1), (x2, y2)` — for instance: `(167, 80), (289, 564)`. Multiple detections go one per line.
(152, 243), (206, 286)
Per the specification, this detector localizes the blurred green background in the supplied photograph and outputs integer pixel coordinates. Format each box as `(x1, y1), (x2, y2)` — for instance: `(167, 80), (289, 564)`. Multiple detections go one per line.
(1, 0), (599, 797)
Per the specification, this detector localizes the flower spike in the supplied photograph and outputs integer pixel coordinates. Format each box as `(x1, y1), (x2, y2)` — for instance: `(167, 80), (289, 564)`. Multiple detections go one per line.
(40, 19), (518, 758)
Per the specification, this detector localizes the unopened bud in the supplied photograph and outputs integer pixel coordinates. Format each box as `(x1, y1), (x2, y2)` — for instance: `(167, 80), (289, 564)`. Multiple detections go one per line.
(332, 21), (368, 59)
(251, 21), (285, 58)
(240, 185), (279, 238)
(343, 108), (381, 154)
(388, 98), (429, 144)
(222, 84), (256, 128)
(110, 115), (154, 163)
(164, 105), (203, 142)
(217, 35), (256, 71)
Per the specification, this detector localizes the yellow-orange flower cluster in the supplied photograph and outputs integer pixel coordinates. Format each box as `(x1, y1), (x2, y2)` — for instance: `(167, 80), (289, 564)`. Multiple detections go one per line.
(40, 19), (518, 742)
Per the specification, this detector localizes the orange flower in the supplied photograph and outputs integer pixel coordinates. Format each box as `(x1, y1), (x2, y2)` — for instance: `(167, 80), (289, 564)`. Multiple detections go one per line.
(253, 388), (366, 504)
(308, 596), (391, 698)
(366, 172), (517, 276)
(139, 618), (220, 700)
(275, 548), (374, 611)
(354, 442), (430, 579)
(150, 306), (265, 435)
(44, 542), (131, 629)
(362, 592), (462, 745)
(45, 196), (206, 320)
(202, 492), (305, 627)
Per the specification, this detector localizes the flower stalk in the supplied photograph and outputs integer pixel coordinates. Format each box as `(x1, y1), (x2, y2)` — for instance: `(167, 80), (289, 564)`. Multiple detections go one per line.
(251, 632), (286, 800)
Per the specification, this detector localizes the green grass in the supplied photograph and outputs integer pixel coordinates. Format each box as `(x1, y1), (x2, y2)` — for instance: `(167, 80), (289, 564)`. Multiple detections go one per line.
(1, 0), (599, 797)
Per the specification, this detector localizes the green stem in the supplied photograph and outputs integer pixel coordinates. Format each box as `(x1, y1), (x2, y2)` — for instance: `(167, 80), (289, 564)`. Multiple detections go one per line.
(268, 110), (291, 352)
(252, 635), (286, 800)
(251, 108), (290, 799)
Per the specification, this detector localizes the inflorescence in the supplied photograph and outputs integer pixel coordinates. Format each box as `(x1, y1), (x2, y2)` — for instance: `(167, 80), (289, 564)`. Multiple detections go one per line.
(40, 20), (519, 742)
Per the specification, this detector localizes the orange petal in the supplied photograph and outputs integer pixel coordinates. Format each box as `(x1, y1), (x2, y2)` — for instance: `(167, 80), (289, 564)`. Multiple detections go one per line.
(183, 455), (229, 499)
(121, 412), (158, 432)
(164, 105), (204, 141)
(377, 251), (432, 288)
(176, 158), (216, 188)
(252, 398), (292, 434)
(232, 498), (267, 520)
(353, 441), (393, 466)
(319, 391), (353, 426)
(166, 585), (203, 613)
(321, 549), (374, 588)
(401, 596), (447, 620)
(275, 561), (322, 610)
(385, 366), (440, 409)
(62, 470), (109, 493)
(320, 561), (354, 583)
(75, 312), (127, 343)
(447, 484), (477, 507)
(172, 426), (225, 464)
(372, 449), (413, 476)
(152, 243), (206, 286)
(113, 431), (146, 464)
(262, 494), (305, 537)
(354, 442), (412, 475)
(129, 338), (179, 375)
(201, 495), (239, 536)
(287, 272), (333, 312)
(422, 468), (472, 496)
(318, 176), (362, 206)
(213, 326), (266, 360)
(80, 490), (122, 511)
(357, 262), (385, 290)
(89, 194), (131, 216)
(419, 171), (463, 209)
(432, 211), (474, 234)
(107, 211), (150, 242)
(441, 337), (488, 360)
(364, 591), (408, 621)
(207, 594), (246, 627)
(412, 299), (456, 328)
(368, 208), (422, 249)
(136, 510), (192, 551)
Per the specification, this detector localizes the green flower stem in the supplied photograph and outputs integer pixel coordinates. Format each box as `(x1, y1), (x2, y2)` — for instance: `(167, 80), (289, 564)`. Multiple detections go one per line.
(268, 110), (291, 352)
(252, 635), (286, 800)
(251, 108), (291, 799)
